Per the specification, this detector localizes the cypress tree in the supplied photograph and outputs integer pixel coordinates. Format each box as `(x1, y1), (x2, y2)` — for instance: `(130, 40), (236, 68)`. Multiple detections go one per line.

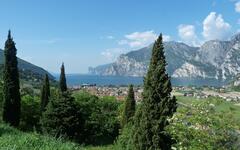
(59, 63), (67, 92)
(122, 84), (136, 127)
(132, 34), (177, 150)
(40, 74), (50, 112)
(2, 30), (21, 127)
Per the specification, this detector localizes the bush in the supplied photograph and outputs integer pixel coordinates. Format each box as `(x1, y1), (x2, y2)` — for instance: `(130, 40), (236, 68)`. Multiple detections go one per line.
(41, 92), (83, 141)
(20, 95), (41, 131)
(167, 99), (240, 149)
(74, 92), (120, 145)
(21, 86), (35, 97)
(116, 122), (134, 150)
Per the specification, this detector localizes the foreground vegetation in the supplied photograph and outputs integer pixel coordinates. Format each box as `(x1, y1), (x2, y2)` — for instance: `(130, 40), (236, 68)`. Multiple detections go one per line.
(177, 96), (240, 121)
(0, 95), (239, 149)
(0, 124), (80, 150)
(0, 89), (122, 149)
(170, 96), (240, 149)
(0, 123), (119, 150)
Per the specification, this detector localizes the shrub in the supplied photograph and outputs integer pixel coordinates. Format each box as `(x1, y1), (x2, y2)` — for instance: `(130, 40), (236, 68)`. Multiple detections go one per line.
(116, 122), (134, 150)
(41, 92), (83, 141)
(167, 100), (239, 149)
(20, 95), (41, 131)
(74, 92), (120, 145)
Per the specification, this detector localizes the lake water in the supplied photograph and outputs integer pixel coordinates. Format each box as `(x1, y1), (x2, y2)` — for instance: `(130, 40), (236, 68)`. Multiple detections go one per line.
(54, 74), (228, 87)
(65, 74), (143, 86)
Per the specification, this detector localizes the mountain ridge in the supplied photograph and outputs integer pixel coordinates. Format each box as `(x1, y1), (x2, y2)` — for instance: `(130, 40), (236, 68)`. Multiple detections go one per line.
(89, 33), (240, 83)
(0, 49), (54, 81)
(89, 41), (198, 77)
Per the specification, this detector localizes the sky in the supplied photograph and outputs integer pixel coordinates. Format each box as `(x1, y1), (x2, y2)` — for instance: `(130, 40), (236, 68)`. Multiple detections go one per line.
(0, 0), (240, 73)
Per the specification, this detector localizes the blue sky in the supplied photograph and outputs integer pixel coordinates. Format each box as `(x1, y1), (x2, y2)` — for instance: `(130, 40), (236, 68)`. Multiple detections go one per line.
(0, 0), (240, 73)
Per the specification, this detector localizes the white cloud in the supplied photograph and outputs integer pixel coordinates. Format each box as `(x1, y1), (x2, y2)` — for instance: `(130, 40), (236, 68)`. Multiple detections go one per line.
(235, 1), (240, 12)
(162, 35), (171, 42)
(202, 12), (231, 40)
(101, 48), (125, 61)
(178, 24), (196, 40)
(178, 24), (200, 46)
(118, 31), (170, 48)
(102, 32), (170, 62)
(124, 30), (158, 48)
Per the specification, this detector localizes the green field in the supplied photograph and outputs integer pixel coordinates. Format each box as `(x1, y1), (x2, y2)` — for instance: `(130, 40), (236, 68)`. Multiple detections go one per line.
(177, 96), (240, 121)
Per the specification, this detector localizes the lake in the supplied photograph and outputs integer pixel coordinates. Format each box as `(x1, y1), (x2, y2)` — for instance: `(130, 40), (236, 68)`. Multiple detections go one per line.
(54, 74), (228, 87)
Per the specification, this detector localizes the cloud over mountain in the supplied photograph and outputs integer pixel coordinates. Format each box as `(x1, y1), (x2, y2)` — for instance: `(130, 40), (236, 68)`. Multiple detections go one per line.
(178, 24), (200, 46)
(202, 12), (232, 40)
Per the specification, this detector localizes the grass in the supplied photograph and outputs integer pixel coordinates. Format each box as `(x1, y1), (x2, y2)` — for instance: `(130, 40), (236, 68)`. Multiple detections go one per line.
(214, 100), (240, 120)
(0, 124), (117, 150)
(177, 96), (201, 105)
(0, 123), (79, 150)
(177, 95), (240, 121)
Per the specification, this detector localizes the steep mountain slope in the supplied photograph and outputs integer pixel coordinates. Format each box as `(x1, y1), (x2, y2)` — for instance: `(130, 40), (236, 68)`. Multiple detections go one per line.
(89, 33), (240, 82)
(0, 49), (54, 81)
(174, 34), (240, 81)
(89, 41), (198, 77)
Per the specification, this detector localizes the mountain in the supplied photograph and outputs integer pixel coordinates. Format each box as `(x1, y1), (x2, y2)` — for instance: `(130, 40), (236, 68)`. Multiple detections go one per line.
(89, 33), (240, 83)
(0, 49), (54, 82)
(173, 34), (240, 80)
(89, 42), (197, 77)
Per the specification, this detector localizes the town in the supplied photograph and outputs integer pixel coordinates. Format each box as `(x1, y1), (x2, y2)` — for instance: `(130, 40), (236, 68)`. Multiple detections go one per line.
(69, 84), (240, 102)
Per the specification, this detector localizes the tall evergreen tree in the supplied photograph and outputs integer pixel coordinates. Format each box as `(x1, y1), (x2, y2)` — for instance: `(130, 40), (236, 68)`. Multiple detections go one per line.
(132, 34), (177, 150)
(122, 84), (136, 127)
(59, 63), (67, 92)
(2, 30), (21, 127)
(40, 74), (50, 112)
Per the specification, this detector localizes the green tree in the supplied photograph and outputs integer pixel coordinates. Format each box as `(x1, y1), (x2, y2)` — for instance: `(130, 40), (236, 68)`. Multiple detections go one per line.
(20, 95), (41, 131)
(59, 63), (67, 92)
(40, 74), (50, 112)
(122, 84), (136, 127)
(2, 30), (21, 127)
(132, 34), (177, 150)
(41, 92), (82, 140)
(73, 92), (120, 145)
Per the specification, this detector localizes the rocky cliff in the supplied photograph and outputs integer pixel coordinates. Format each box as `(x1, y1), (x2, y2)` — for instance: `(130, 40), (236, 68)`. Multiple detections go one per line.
(89, 33), (240, 82)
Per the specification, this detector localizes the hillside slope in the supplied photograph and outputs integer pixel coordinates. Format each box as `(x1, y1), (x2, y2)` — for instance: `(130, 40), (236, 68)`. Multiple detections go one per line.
(0, 49), (54, 82)
(0, 124), (79, 150)
(89, 41), (197, 77)
(0, 124), (116, 150)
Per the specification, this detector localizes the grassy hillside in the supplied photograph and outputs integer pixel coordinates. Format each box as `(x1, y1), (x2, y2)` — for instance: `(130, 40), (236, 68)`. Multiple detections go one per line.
(0, 124), (79, 150)
(177, 96), (240, 121)
(0, 123), (116, 150)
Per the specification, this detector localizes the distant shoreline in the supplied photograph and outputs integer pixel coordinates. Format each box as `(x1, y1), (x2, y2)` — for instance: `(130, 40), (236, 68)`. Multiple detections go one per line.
(53, 74), (228, 87)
